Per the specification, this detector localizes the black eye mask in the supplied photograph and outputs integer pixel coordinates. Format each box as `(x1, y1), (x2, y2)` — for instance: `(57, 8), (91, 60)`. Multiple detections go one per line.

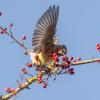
(62, 45), (67, 55)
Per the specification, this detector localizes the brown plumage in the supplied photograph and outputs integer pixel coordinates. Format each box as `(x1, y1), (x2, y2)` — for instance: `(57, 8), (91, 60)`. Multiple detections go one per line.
(29, 5), (67, 65)
(32, 5), (59, 54)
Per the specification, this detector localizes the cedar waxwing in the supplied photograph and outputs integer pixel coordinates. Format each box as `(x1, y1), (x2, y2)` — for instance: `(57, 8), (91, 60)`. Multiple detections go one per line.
(28, 5), (67, 65)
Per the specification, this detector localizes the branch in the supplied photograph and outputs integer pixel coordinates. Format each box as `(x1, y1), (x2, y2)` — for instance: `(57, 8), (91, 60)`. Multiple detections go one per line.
(0, 26), (28, 51)
(70, 57), (99, 66)
(1, 57), (100, 100)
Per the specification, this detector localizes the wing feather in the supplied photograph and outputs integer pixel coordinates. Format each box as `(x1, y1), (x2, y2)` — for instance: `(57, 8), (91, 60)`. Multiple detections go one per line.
(32, 5), (59, 53)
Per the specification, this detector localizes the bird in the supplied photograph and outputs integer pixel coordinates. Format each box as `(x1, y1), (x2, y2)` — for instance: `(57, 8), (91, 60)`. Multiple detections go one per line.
(28, 5), (67, 66)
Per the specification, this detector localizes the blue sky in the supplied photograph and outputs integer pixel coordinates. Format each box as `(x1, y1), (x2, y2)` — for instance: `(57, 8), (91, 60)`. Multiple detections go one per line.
(0, 0), (100, 100)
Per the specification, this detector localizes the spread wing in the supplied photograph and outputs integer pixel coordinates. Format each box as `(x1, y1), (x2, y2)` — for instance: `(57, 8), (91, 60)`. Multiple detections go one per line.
(32, 5), (59, 53)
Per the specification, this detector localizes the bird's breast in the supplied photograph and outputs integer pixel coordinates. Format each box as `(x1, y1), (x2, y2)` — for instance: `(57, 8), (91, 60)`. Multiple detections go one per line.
(38, 52), (50, 64)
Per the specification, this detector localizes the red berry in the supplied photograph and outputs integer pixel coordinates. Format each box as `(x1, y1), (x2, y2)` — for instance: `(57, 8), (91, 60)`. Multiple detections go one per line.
(38, 80), (43, 84)
(96, 44), (100, 52)
(62, 55), (68, 61)
(97, 60), (100, 63)
(3, 27), (7, 32)
(0, 30), (4, 34)
(73, 60), (76, 62)
(54, 55), (58, 60)
(69, 68), (74, 72)
(42, 82), (47, 88)
(77, 57), (81, 61)
(96, 44), (100, 48)
(70, 56), (74, 60)
(70, 71), (74, 75)
(22, 35), (26, 40)
(68, 68), (74, 75)
(62, 56), (65, 61)
(9, 23), (13, 27)
(52, 53), (57, 57)
(21, 68), (27, 74)
(52, 54), (59, 62)
(65, 61), (70, 68)
(5, 87), (15, 93)
(37, 73), (42, 78)
(26, 63), (33, 67)
(37, 77), (43, 84)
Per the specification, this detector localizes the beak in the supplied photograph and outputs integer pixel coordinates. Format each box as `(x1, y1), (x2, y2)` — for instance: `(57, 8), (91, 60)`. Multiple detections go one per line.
(62, 52), (66, 56)
(62, 44), (67, 55)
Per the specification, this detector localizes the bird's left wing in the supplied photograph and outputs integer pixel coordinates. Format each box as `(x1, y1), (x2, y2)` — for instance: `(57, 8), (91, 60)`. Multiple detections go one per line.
(32, 5), (59, 53)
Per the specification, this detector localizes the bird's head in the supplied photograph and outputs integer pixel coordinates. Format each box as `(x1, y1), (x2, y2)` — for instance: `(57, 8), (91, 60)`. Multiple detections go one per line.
(57, 44), (67, 56)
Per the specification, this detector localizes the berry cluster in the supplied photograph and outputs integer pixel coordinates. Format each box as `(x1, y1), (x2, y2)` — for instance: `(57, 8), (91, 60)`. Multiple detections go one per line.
(96, 44), (100, 52)
(51, 53), (59, 62)
(21, 67), (48, 88)
(37, 73), (47, 88)
(0, 27), (7, 34)
(0, 23), (13, 34)
(0, 24), (27, 43)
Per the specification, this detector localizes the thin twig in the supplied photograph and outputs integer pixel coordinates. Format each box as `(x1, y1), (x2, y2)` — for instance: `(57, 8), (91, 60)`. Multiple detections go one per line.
(70, 58), (99, 66)
(0, 26), (28, 51)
